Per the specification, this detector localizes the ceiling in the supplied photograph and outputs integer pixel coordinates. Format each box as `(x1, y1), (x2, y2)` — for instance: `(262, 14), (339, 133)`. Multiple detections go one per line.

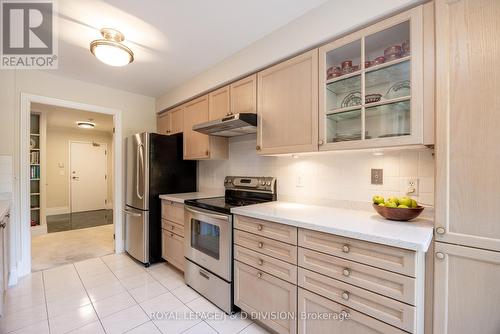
(52, 0), (328, 97)
(32, 103), (114, 132)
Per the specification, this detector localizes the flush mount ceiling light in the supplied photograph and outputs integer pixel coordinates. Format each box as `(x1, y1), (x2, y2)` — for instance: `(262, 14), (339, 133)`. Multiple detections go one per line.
(90, 28), (134, 67)
(77, 119), (95, 129)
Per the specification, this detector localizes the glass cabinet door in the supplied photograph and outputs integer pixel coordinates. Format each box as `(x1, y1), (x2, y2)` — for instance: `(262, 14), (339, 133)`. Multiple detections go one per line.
(319, 5), (426, 150)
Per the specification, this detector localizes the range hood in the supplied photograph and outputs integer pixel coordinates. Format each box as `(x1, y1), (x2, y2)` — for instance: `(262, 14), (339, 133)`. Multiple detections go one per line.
(192, 113), (257, 137)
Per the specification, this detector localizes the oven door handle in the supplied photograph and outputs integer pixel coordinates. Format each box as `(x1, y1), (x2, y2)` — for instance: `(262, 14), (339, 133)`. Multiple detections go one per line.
(185, 207), (229, 221)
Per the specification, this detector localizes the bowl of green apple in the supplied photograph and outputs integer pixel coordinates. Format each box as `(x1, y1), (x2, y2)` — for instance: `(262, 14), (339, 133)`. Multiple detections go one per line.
(372, 195), (424, 221)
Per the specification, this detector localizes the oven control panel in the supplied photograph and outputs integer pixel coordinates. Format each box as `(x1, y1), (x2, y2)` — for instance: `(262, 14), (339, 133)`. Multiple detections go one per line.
(224, 176), (276, 193)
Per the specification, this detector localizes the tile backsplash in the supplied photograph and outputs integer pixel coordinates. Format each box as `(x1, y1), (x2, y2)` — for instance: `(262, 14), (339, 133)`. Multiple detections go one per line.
(198, 135), (435, 208)
(0, 155), (13, 194)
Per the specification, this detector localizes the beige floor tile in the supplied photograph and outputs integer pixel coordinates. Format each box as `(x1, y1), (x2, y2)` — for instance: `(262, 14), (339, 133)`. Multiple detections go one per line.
(111, 264), (146, 280)
(48, 304), (98, 334)
(68, 320), (106, 334)
(140, 292), (183, 318)
(93, 291), (137, 318)
(47, 291), (91, 317)
(9, 320), (50, 334)
(171, 285), (201, 304)
(124, 321), (161, 334)
(128, 280), (168, 303)
(0, 304), (48, 333)
(181, 321), (218, 334)
(119, 271), (155, 290)
(86, 280), (127, 302)
(152, 304), (201, 334)
(80, 271), (119, 289)
(156, 272), (185, 291)
(239, 322), (272, 334)
(101, 305), (149, 334)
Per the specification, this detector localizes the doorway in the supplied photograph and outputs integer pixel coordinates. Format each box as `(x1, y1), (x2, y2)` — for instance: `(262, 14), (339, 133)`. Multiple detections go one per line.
(17, 94), (123, 276)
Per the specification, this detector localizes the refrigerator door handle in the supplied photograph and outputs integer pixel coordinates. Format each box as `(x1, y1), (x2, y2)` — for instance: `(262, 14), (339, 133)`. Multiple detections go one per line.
(136, 144), (144, 200)
(123, 208), (142, 217)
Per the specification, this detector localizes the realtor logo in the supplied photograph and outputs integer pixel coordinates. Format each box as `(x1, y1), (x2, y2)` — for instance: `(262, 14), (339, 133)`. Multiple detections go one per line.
(1, 0), (58, 69)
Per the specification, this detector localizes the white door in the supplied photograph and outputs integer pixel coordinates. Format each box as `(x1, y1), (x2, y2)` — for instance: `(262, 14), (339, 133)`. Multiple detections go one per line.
(70, 142), (107, 213)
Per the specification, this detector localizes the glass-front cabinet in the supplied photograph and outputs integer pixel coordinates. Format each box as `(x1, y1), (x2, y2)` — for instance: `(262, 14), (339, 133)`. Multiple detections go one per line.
(319, 5), (433, 150)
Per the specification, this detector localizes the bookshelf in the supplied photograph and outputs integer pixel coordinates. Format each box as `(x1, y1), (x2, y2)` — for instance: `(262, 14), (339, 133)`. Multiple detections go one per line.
(30, 113), (41, 227)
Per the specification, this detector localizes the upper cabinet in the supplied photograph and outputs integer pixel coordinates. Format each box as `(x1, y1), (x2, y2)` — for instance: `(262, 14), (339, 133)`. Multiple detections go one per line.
(230, 74), (257, 114)
(157, 106), (184, 135)
(318, 4), (434, 150)
(209, 86), (231, 120)
(183, 95), (228, 160)
(257, 49), (319, 155)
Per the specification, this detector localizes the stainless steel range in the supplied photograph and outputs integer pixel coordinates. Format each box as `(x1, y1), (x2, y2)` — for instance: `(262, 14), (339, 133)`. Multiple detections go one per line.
(184, 176), (276, 314)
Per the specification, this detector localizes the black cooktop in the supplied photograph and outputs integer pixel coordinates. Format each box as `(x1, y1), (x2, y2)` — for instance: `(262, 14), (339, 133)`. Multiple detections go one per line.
(185, 189), (275, 214)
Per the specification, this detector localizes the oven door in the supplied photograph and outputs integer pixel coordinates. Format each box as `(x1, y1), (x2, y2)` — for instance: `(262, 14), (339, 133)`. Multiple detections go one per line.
(184, 206), (232, 281)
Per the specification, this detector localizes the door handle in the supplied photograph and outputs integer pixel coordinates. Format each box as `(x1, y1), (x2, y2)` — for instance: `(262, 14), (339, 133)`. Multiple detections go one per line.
(123, 209), (141, 217)
(136, 144), (144, 200)
(185, 207), (229, 221)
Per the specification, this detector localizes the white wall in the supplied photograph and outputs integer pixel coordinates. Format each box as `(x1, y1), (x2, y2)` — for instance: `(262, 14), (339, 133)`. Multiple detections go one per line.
(46, 127), (114, 213)
(199, 135), (434, 209)
(0, 70), (155, 281)
(156, 0), (420, 110)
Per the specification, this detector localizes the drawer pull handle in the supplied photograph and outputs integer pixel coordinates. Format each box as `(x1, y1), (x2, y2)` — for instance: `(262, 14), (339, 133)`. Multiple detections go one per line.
(199, 270), (210, 280)
(436, 252), (445, 260)
(257, 224), (263, 231)
(342, 244), (350, 253)
(435, 227), (445, 235)
(342, 268), (351, 277)
(341, 291), (350, 301)
(170, 225), (175, 230)
(258, 259), (264, 265)
(258, 242), (263, 248)
(257, 272), (263, 279)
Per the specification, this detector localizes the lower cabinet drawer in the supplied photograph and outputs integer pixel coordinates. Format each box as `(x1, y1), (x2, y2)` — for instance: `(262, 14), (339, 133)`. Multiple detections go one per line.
(162, 219), (185, 238)
(298, 268), (415, 333)
(298, 248), (416, 305)
(234, 215), (298, 244)
(234, 229), (297, 264)
(234, 245), (297, 284)
(234, 261), (297, 334)
(298, 228), (416, 277)
(162, 229), (185, 272)
(161, 200), (185, 225)
(298, 288), (407, 334)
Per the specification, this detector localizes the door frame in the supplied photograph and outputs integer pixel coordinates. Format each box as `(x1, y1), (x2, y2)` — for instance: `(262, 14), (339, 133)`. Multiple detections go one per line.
(17, 93), (123, 281)
(68, 141), (108, 214)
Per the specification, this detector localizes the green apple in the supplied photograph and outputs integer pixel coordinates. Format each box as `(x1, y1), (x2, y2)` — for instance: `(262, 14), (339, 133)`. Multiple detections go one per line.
(398, 204), (409, 208)
(372, 195), (385, 205)
(411, 199), (418, 208)
(387, 196), (399, 205)
(378, 203), (386, 207)
(399, 197), (412, 207)
(385, 201), (397, 208)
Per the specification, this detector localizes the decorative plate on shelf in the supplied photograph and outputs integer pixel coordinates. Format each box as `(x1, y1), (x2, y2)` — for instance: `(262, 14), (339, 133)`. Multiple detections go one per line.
(385, 80), (411, 99)
(341, 91), (361, 108)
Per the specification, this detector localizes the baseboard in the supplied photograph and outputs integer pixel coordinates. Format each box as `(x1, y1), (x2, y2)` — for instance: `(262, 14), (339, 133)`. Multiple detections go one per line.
(46, 206), (69, 215)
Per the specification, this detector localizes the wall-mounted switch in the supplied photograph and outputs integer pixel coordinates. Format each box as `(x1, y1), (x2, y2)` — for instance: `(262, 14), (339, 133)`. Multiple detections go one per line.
(371, 169), (383, 185)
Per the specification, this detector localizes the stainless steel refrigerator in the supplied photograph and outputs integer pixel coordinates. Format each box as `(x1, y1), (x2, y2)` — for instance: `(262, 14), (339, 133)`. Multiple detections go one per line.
(124, 132), (196, 266)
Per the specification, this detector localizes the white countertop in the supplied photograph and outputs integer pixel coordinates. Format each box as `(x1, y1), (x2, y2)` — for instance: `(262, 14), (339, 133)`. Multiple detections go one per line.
(231, 201), (434, 252)
(159, 191), (223, 203)
(0, 199), (10, 222)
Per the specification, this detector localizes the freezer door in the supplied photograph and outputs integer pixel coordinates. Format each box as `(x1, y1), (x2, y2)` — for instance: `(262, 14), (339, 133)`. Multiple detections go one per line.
(124, 206), (149, 264)
(125, 133), (149, 210)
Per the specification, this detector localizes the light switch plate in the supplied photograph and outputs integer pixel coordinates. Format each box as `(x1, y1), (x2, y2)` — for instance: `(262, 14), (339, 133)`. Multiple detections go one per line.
(371, 169), (383, 185)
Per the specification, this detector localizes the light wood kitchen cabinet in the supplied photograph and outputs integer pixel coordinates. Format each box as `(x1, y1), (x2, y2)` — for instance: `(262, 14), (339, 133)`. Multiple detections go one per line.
(157, 106), (184, 135)
(183, 95), (228, 160)
(434, 0), (500, 252)
(318, 3), (434, 150)
(433, 243), (500, 334)
(234, 261), (297, 334)
(298, 288), (406, 334)
(209, 86), (231, 120)
(257, 49), (319, 155)
(161, 200), (185, 225)
(162, 229), (184, 272)
(230, 74), (257, 114)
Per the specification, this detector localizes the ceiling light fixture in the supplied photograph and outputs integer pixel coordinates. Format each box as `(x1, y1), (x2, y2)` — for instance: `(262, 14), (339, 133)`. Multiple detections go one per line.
(90, 28), (134, 67)
(77, 119), (95, 129)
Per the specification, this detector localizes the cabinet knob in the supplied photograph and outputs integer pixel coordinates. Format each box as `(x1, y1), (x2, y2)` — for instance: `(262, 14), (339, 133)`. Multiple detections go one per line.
(205, 150), (210, 156)
(0, 222), (5, 229)
(170, 225), (174, 230)
(342, 245), (350, 253)
(257, 224), (263, 231)
(258, 259), (264, 266)
(256, 145), (261, 151)
(435, 227), (445, 235)
(318, 140), (324, 145)
(170, 233), (174, 237)
(342, 268), (351, 277)
(341, 291), (350, 301)
(435, 252), (445, 260)
(257, 272), (263, 279)
(258, 242), (263, 249)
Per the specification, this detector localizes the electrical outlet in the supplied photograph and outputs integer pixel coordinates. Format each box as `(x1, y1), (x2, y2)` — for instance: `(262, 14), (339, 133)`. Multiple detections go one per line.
(371, 169), (383, 185)
(406, 178), (419, 195)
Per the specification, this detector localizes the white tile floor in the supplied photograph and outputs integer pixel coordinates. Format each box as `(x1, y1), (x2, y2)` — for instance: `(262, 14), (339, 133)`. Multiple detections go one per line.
(0, 254), (271, 334)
